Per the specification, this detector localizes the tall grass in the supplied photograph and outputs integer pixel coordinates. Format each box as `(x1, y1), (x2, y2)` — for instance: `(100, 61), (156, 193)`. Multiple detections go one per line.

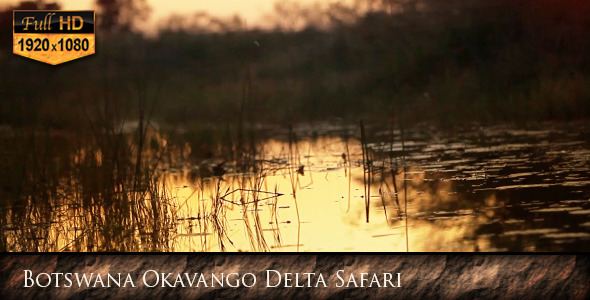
(360, 120), (371, 223)
(287, 125), (302, 252)
(400, 113), (409, 252)
(0, 86), (178, 251)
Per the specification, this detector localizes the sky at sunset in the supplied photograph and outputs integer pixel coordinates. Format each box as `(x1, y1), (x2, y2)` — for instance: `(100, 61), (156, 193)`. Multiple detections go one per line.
(1, 0), (325, 31)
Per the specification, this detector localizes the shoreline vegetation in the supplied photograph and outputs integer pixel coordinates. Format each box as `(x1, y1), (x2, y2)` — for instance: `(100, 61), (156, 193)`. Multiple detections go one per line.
(0, 0), (589, 252)
(1, 0), (588, 129)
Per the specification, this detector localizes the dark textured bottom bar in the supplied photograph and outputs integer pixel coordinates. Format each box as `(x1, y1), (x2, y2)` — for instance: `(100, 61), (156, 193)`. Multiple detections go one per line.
(0, 254), (588, 299)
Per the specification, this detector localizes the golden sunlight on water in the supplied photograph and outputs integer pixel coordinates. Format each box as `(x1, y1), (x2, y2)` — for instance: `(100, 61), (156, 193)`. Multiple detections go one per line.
(3, 122), (588, 252)
(167, 137), (477, 252)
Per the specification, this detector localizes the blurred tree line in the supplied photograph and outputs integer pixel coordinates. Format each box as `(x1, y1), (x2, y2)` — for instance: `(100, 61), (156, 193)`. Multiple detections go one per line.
(1, 0), (589, 128)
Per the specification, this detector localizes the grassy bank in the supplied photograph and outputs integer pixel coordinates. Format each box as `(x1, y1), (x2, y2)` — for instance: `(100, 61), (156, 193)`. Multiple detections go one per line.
(1, 1), (589, 129)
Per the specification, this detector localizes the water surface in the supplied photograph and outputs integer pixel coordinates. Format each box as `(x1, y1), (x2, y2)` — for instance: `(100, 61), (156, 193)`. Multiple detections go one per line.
(1, 122), (589, 251)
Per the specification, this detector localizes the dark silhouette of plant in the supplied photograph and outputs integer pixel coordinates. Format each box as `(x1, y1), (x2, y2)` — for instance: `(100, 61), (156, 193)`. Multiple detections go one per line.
(95, 0), (150, 31)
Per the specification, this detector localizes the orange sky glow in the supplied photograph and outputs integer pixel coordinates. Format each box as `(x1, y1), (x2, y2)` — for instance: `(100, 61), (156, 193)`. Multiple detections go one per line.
(1, 0), (340, 33)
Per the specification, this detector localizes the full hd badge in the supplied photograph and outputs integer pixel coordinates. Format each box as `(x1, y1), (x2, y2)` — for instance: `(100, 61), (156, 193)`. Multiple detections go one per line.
(13, 10), (95, 65)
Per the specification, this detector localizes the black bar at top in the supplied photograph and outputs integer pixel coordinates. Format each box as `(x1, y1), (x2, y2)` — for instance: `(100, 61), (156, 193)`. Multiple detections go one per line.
(14, 11), (94, 34)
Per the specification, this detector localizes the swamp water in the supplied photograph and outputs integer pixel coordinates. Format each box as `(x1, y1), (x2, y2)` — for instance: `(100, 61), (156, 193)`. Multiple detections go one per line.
(1, 122), (589, 252)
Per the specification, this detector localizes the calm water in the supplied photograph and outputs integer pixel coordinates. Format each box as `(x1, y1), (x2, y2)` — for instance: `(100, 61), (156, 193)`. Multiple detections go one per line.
(1, 121), (589, 251)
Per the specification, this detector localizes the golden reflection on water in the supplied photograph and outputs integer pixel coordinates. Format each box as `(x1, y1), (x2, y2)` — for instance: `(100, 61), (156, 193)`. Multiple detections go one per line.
(167, 136), (476, 252)
(3, 123), (589, 252)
